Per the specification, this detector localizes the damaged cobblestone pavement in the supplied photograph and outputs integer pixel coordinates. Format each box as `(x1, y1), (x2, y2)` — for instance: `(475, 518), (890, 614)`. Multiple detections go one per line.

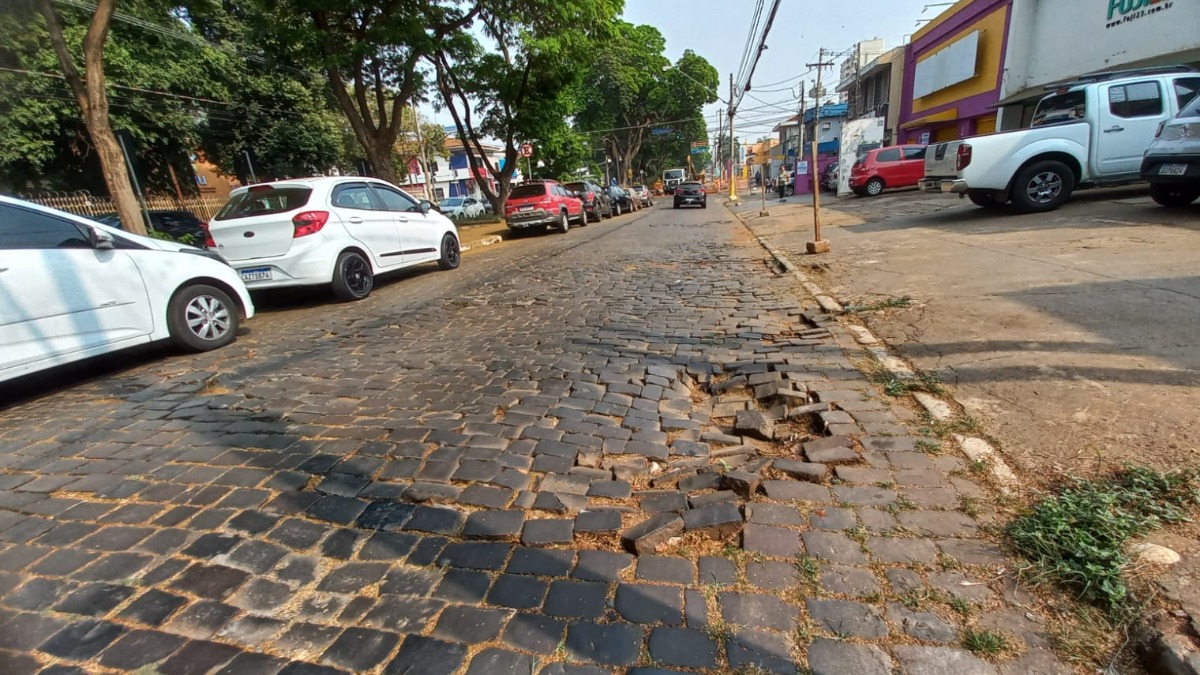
(0, 207), (1073, 673)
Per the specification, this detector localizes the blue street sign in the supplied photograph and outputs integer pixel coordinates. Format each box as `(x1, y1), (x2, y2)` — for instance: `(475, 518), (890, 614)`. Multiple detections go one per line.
(651, 127), (673, 136)
(690, 146), (709, 154)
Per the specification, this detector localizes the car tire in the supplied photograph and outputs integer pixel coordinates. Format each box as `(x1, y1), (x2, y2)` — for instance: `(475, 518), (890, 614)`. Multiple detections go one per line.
(1011, 160), (1075, 213)
(673, 202), (680, 209)
(613, 202), (622, 216)
(1149, 183), (1200, 208)
(967, 190), (1007, 210)
(331, 250), (374, 301)
(575, 209), (587, 226)
(702, 200), (707, 209)
(557, 211), (570, 234)
(168, 284), (239, 352)
(438, 233), (460, 270)
(864, 177), (885, 196)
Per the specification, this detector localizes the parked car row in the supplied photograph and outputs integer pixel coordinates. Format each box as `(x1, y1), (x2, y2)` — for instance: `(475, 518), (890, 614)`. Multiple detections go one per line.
(503, 179), (650, 235)
(920, 66), (1200, 212)
(2, 176), (463, 383)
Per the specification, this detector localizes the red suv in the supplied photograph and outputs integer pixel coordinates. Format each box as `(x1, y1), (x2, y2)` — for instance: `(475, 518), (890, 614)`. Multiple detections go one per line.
(849, 145), (927, 197)
(505, 180), (586, 234)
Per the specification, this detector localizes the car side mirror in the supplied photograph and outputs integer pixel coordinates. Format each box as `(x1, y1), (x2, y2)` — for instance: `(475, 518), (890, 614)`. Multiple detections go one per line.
(418, 200), (432, 214)
(90, 226), (115, 250)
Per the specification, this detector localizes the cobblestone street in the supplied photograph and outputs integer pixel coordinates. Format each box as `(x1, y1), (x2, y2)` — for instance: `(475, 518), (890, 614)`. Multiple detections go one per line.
(0, 203), (1070, 674)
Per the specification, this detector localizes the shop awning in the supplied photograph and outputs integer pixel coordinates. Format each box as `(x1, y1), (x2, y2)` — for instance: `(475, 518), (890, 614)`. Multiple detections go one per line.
(901, 108), (958, 130)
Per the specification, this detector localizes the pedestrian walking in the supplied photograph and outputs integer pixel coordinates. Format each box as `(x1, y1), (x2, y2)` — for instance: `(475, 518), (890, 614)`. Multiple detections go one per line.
(778, 170), (789, 201)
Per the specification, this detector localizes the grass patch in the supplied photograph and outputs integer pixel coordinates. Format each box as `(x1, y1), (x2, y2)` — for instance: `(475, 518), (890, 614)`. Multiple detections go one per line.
(962, 628), (1009, 657)
(844, 295), (912, 313)
(1007, 465), (1200, 618)
(863, 362), (945, 398)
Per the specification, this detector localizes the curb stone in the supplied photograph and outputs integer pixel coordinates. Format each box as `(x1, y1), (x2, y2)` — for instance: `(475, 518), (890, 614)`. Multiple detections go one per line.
(725, 202), (1019, 495)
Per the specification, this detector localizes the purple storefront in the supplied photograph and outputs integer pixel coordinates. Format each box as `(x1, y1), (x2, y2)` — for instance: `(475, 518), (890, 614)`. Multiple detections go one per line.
(898, 0), (1013, 145)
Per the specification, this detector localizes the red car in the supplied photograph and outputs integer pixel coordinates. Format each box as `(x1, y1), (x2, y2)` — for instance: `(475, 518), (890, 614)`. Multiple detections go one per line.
(504, 180), (586, 234)
(849, 145), (927, 197)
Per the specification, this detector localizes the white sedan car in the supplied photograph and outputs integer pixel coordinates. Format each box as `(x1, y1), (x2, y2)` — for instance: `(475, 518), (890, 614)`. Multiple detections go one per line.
(206, 177), (461, 301)
(0, 196), (254, 384)
(438, 196), (486, 220)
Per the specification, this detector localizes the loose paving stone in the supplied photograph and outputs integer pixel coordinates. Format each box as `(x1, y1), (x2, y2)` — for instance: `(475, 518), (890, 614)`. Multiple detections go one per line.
(621, 513), (684, 555)
(615, 583), (684, 625)
(564, 620), (641, 666)
(574, 509), (622, 533)
(887, 603), (958, 643)
(320, 628), (398, 672)
(587, 480), (632, 499)
(773, 459), (828, 482)
(806, 599), (888, 638)
(893, 645), (999, 674)
(638, 490), (688, 513)
(647, 627), (718, 669)
(542, 580), (609, 619)
(720, 592), (799, 632)
(688, 490), (740, 508)
(807, 638), (893, 675)
(385, 635), (466, 675)
(734, 409), (775, 440)
(721, 471), (762, 497)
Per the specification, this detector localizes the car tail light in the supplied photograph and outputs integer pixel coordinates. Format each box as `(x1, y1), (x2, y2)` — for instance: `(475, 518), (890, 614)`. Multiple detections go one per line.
(292, 211), (329, 238)
(200, 222), (216, 249)
(1155, 121), (1166, 139)
(698, 187), (706, 194)
(956, 144), (973, 171)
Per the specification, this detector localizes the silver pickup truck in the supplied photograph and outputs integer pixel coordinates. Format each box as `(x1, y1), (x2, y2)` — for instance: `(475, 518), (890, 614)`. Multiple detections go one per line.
(920, 67), (1200, 213)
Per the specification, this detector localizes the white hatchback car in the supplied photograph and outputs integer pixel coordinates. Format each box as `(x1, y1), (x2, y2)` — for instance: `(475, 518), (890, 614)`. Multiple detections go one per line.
(206, 177), (461, 301)
(439, 196), (486, 220)
(0, 196), (254, 384)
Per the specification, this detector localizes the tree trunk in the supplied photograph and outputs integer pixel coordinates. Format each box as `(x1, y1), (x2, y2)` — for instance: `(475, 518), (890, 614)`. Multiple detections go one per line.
(38, 0), (147, 236)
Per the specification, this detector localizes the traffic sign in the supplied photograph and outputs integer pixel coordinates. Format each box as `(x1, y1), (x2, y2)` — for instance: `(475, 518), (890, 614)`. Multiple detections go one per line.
(651, 127), (673, 136)
(689, 146), (709, 155)
(520, 143), (534, 158)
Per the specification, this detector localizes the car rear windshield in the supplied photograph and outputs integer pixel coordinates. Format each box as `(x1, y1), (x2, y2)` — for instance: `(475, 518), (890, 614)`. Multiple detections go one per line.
(215, 186), (312, 220)
(680, 182), (702, 189)
(1031, 90), (1087, 127)
(564, 182), (586, 192)
(510, 184), (546, 199)
(441, 198), (463, 206)
(1181, 93), (1200, 118)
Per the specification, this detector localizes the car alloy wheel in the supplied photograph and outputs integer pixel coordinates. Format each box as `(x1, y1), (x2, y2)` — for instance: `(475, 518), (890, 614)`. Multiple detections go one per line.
(1026, 171), (1063, 204)
(168, 284), (239, 352)
(332, 251), (373, 301)
(438, 233), (460, 270)
(865, 178), (884, 196)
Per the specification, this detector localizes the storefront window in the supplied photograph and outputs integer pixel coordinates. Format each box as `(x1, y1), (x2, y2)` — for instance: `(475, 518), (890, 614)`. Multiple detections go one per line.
(1108, 81), (1162, 119)
(1032, 90), (1087, 127)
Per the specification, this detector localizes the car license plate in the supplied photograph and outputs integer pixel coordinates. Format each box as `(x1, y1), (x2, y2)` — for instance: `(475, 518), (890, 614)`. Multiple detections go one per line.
(1159, 164), (1188, 176)
(239, 267), (272, 282)
(519, 205), (534, 212)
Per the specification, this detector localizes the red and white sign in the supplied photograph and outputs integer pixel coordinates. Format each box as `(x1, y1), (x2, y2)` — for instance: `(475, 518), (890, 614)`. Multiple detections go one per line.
(519, 143), (534, 158)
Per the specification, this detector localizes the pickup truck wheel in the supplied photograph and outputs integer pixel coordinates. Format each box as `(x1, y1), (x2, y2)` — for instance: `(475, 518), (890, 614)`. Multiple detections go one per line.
(967, 191), (1007, 209)
(1012, 160), (1074, 213)
(864, 177), (885, 196)
(1149, 183), (1200, 208)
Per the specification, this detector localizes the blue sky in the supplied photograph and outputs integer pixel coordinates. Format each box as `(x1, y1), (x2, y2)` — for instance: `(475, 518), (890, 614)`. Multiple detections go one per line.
(623, 0), (947, 139)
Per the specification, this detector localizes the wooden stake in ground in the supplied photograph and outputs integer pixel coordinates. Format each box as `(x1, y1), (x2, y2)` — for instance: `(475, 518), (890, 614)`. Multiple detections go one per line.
(805, 48), (834, 254)
(38, 0), (148, 236)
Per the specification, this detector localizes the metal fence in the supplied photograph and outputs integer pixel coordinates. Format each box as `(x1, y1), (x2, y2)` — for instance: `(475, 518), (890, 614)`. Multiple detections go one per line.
(17, 191), (227, 222)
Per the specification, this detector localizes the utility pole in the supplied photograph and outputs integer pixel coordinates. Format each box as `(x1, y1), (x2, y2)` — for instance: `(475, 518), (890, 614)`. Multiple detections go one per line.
(716, 111), (724, 191)
(853, 42), (862, 119)
(805, 48), (835, 254)
(728, 73), (738, 204)
(411, 102), (434, 202)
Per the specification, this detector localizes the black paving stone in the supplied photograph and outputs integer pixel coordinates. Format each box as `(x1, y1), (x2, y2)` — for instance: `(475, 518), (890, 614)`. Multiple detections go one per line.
(316, 563), (389, 593)
(358, 531), (419, 560)
(501, 612), (566, 654)
(273, 623), (343, 659)
(39, 619), (124, 659)
(433, 605), (511, 643)
(564, 620), (641, 666)
(320, 529), (361, 560)
(273, 556), (318, 585)
(164, 601), (238, 639)
(53, 583), (135, 616)
(383, 635), (466, 675)
(574, 509), (622, 533)
(727, 628), (797, 675)
(432, 568), (491, 603)
(5, 577), (73, 611)
(356, 502), (416, 531)
(0, 612), (65, 651)
(29, 548), (92, 576)
(96, 629), (185, 669)
(542, 580), (609, 619)
(268, 519), (328, 550)
(360, 597), (444, 632)
(539, 665), (612, 675)
(75, 552), (153, 581)
(486, 574), (549, 610)
(379, 567), (441, 596)
(636, 556), (695, 584)
(227, 540), (288, 573)
(77, 526), (153, 551)
(437, 542), (512, 570)
(214, 653), (290, 675)
(464, 648), (534, 675)
(316, 473), (370, 498)
(320, 627), (399, 672)
(521, 519), (575, 547)
(648, 627), (718, 669)
(119, 590), (188, 626)
(463, 510), (525, 541)
(229, 578), (292, 611)
(156, 639), (240, 675)
(572, 550), (634, 582)
(720, 592), (799, 633)
(406, 536), (447, 566)
(403, 506), (466, 535)
(170, 564), (248, 600)
(506, 547), (576, 576)
(615, 583), (684, 625)
(698, 556), (738, 585)
(306, 496), (368, 525)
(141, 558), (189, 586)
(138, 529), (190, 555)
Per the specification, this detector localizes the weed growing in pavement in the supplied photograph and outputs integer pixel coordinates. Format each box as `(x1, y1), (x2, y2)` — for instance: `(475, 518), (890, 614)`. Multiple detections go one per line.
(963, 628), (1009, 657)
(705, 619), (734, 643)
(899, 588), (934, 611)
(948, 595), (974, 616)
(1007, 465), (1200, 618)
(915, 439), (942, 454)
(794, 555), (820, 588)
(844, 296), (912, 313)
(959, 495), (981, 518)
(863, 361), (945, 398)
